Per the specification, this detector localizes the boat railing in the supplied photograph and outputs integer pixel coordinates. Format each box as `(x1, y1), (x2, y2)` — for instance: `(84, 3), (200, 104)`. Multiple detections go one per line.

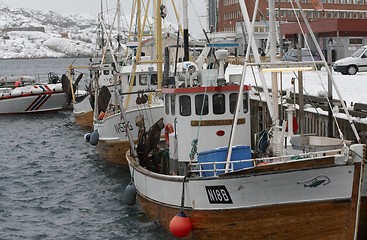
(189, 148), (347, 177)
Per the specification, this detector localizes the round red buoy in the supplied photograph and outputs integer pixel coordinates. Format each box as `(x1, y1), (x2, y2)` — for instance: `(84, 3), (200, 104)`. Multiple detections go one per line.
(169, 210), (192, 238)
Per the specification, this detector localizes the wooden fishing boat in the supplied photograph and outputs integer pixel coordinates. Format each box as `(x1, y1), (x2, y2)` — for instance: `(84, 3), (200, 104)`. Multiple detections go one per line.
(124, 0), (367, 239)
(93, 63), (164, 165)
(89, 0), (164, 165)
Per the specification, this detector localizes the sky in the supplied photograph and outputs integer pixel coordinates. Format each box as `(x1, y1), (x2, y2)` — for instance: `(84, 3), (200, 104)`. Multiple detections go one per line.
(0, 0), (207, 35)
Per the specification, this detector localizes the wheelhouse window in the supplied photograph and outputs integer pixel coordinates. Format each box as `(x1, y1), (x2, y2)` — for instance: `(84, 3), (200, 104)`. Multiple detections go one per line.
(195, 94), (209, 115)
(230, 93), (238, 114)
(165, 94), (170, 115)
(213, 93), (225, 115)
(229, 93), (248, 114)
(139, 73), (158, 86)
(139, 74), (148, 85)
(103, 70), (110, 75)
(171, 94), (176, 116)
(243, 93), (248, 113)
(128, 75), (136, 86)
(179, 95), (191, 116)
(151, 74), (158, 85)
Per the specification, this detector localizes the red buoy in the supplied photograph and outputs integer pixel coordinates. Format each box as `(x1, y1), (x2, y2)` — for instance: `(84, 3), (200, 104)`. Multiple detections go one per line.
(169, 210), (192, 238)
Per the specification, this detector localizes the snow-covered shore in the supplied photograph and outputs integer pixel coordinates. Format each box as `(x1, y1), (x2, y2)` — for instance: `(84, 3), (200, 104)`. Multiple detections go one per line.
(225, 64), (367, 109)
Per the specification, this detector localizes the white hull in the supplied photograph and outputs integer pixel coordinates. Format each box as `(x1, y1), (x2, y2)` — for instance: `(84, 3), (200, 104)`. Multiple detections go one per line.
(95, 104), (164, 141)
(73, 95), (92, 115)
(0, 84), (66, 114)
(129, 156), (356, 210)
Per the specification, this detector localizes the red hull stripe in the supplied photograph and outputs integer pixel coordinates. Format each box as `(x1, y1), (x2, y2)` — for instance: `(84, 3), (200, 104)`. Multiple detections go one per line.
(33, 94), (51, 110)
(25, 95), (42, 111)
(25, 94), (51, 111)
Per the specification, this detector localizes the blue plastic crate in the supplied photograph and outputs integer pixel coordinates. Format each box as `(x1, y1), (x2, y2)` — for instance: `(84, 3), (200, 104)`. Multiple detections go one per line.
(197, 145), (252, 177)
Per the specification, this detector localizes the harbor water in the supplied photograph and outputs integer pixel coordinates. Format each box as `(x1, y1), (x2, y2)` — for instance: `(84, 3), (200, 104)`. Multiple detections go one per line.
(0, 58), (175, 240)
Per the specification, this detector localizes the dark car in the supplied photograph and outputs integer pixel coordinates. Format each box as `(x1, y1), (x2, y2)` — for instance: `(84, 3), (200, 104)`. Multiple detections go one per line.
(282, 48), (322, 70)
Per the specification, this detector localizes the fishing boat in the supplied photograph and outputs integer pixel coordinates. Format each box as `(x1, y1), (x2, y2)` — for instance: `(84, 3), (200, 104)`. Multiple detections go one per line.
(88, 0), (166, 165)
(92, 63), (164, 164)
(0, 74), (66, 114)
(63, 58), (116, 131)
(124, 0), (367, 239)
(65, 0), (122, 131)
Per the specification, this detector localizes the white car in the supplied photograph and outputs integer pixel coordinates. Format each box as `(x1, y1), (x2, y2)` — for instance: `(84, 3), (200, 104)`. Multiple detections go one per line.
(333, 45), (367, 75)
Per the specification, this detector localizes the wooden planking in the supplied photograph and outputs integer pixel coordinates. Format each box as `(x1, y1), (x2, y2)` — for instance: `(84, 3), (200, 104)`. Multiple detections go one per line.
(191, 118), (245, 127)
(137, 193), (361, 240)
(345, 162), (361, 240)
(358, 197), (367, 240)
(221, 156), (335, 177)
(96, 140), (131, 165)
(74, 111), (94, 131)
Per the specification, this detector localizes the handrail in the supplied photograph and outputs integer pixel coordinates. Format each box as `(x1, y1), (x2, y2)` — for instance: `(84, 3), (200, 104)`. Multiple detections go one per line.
(189, 147), (346, 177)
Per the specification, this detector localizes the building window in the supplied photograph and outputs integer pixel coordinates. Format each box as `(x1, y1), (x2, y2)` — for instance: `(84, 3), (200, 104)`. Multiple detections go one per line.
(308, 11), (313, 18)
(349, 38), (363, 45)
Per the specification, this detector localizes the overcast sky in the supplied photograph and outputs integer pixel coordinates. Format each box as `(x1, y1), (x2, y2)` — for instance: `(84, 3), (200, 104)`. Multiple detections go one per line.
(0, 0), (207, 35)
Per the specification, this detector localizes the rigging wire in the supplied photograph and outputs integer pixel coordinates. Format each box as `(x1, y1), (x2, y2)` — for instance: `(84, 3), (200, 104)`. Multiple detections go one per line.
(289, 1), (346, 142)
(189, 0), (206, 33)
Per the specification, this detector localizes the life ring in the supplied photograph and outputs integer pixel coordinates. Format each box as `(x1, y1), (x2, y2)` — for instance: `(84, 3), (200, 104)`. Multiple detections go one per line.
(165, 123), (174, 145)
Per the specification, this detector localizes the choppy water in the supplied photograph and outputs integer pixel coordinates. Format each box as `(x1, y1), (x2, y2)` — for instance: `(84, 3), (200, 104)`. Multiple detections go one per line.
(0, 58), (175, 240)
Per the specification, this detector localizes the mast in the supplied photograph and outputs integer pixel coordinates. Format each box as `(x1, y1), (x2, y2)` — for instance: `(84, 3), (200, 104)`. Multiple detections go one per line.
(100, 0), (105, 49)
(238, 1), (274, 120)
(115, 0), (121, 108)
(269, 0), (279, 122)
(183, 0), (189, 61)
(156, 0), (163, 89)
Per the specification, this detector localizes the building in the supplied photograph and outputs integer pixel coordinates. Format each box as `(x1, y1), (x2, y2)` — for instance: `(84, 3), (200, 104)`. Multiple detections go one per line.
(218, 0), (367, 33)
(217, 0), (367, 59)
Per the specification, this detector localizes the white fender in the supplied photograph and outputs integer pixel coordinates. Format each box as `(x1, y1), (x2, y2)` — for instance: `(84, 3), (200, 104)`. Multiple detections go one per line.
(53, 84), (63, 92)
(31, 86), (43, 94)
(10, 88), (22, 97)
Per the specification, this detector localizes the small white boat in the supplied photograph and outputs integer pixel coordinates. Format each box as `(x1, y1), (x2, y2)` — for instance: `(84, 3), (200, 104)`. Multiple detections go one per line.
(0, 82), (66, 114)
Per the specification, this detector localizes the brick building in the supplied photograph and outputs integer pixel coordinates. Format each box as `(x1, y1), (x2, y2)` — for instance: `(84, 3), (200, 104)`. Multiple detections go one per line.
(217, 0), (367, 33)
(215, 0), (367, 59)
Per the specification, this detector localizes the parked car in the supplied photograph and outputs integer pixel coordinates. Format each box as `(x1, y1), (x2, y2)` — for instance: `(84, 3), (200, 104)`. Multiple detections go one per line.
(333, 45), (367, 75)
(282, 48), (322, 70)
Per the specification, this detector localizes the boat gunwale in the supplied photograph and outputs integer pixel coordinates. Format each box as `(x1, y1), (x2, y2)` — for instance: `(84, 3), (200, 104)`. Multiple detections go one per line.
(126, 149), (353, 181)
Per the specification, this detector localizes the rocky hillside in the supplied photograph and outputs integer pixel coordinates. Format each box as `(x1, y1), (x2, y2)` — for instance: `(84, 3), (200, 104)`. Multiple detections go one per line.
(0, 2), (100, 58)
